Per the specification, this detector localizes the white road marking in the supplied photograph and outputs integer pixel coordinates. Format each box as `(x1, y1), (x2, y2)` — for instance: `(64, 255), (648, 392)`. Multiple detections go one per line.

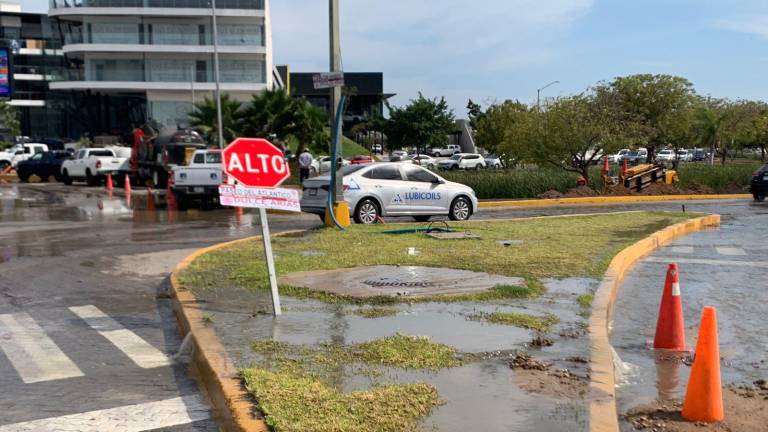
(671, 246), (694, 254)
(0, 313), (84, 384)
(646, 257), (765, 267)
(69, 305), (170, 369)
(715, 247), (747, 256)
(0, 395), (210, 432)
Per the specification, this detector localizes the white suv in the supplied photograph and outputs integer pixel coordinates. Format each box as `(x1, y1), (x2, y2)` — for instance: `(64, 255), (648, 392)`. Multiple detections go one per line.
(656, 149), (675, 162)
(437, 153), (486, 170)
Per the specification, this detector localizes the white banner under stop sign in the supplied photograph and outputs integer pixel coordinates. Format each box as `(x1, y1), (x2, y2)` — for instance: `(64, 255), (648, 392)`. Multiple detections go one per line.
(219, 185), (300, 212)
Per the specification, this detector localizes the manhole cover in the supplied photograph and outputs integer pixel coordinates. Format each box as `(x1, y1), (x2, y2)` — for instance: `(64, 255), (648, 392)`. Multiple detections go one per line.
(278, 265), (525, 299)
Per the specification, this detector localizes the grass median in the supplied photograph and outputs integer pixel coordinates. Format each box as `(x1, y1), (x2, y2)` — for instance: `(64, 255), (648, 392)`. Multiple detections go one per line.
(178, 211), (697, 304)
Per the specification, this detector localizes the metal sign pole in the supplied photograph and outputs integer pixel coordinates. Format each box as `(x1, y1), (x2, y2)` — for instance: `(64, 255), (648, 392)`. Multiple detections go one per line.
(258, 207), (282, 316)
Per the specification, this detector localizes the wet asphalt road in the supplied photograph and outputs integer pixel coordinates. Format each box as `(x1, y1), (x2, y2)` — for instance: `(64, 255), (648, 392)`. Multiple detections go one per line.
(0, 183), (320, 431)
(0, 182), (762, 431)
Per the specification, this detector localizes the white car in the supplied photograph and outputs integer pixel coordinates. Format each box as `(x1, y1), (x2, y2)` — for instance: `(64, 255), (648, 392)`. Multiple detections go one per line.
(409, 154), (437, 169)
(61, 148), (128, 186)
(172, 149), (223, 207)
(437, 153), (486, 170)
(0, 143), (49, 170)
(656, 149), (675, 162)
(431, 144), (461, 157)
(484, 154), (504, 169)
(676, 149), (692, 162)
(300, 163), (479, 224)
(608, 149), (630, 163)
(316, 156), (350, 174)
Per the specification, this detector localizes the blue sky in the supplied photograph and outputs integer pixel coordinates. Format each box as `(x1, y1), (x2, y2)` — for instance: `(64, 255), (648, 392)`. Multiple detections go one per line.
(24, 0), (768, 117)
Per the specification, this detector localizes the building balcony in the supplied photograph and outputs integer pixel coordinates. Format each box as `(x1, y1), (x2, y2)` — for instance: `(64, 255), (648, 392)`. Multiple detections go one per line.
(49, 80), (267, 92)
(62, 44), (266, 55)
(49, 0), (265, 18)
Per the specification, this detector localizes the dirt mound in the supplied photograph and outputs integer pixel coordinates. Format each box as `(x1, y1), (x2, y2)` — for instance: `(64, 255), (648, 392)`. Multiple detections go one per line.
(624, 382), (768, 431)
(510, 353), (588, 399)
(538, 190), (564, 199)
(563, 186), (598, 197)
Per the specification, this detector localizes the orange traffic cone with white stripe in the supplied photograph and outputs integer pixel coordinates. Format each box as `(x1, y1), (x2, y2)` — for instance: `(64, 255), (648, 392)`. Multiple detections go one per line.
(682, 307), (724, 422)
(653, 263), (686, 351)
(105, 173), (114, 191)
(124, 175), (132, 208)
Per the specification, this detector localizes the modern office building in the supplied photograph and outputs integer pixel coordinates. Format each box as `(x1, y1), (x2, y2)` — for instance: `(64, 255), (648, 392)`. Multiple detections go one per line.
(48, 0), (273, 139)
(0, 0), (65, 138)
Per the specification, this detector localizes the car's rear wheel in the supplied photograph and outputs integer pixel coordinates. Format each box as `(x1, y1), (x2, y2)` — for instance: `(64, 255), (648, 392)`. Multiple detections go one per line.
(85, 169), (100, 187)
(62, 169), (73, 185)
(449, 196), (472, 221)
(354, 199), (380, 224)
(754, 193), (766, 202)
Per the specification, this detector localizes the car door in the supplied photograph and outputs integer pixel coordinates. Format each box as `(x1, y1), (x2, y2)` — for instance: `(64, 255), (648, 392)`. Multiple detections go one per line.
(71, 150), (86, 176)
(360, 164), (409, 215)
(401, 165), (447, 213)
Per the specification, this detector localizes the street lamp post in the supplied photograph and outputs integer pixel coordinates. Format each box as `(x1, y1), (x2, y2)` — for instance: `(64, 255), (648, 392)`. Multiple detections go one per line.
(536, 80), (560, 112)
(211, 0), (224, 148)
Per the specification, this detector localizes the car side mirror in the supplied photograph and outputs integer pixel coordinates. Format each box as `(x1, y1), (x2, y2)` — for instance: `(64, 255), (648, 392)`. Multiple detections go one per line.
(432, 178), (444, 184)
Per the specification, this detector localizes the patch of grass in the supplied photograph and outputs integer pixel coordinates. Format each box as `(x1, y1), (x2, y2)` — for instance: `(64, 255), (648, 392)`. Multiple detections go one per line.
(252, 340), (291, 354)
(470, 311), (560, 332)
(577, 294), (594, 308)
(354, 334), (460, 369)
(241, 366), (439, 432)
(352, 307), (399, 319)
(177, 212), (696, 304)
(201, 313), (215, 323)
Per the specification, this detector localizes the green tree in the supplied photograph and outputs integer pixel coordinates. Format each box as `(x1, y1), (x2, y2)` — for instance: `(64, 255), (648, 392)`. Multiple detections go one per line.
(188, 94), (243, 146)
(383, 93), (455, 153)
(530, 92), (630, 181)
(0, 101), (20, 146)
(473, 99), (534, 167)
(607, 74), (697, 161)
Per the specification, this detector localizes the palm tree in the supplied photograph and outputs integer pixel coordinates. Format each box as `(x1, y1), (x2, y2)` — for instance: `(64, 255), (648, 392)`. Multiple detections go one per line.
(188, 94), (243, 147)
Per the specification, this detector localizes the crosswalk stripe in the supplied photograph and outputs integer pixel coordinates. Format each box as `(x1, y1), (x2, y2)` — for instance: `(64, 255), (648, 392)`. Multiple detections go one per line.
(0, 395), (211, 432)
(68, 305), (171, 369)
(715, 246), (747, 256)
(670, 246), (694, 254)
(0, 313), (84, 384)
(646, 257), (765, 267)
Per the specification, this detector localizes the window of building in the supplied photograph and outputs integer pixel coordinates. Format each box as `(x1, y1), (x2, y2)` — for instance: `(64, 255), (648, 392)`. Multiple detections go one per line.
(217, 24), (263, 46)
(89, 22), (140, 44)
(219, 59), (265, 83)
(147, 59), (194, 82)
(151, 23), (199, 45)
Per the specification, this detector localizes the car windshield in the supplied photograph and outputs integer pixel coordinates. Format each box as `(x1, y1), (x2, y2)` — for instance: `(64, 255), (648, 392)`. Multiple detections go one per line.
(205, 152), (222, 164)
(626, 151), (638, 156)
(450, 154), (462, 160)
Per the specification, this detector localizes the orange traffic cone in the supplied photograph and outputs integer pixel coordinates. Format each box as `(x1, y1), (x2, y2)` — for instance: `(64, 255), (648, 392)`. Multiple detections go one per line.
(603, 157), (610, 173)
(653, 263), (686, 351)
(124, 175), (132, 208)
(682, 307), (724, 423)
(622, 159), (629, 175)
(105, 173), (114, 191)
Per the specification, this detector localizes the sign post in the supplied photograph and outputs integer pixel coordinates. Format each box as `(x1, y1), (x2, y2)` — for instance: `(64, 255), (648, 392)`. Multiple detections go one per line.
(221, 138), (297, 316)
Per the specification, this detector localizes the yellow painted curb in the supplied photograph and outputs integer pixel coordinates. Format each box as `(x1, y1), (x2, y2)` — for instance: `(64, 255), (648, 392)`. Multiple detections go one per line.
(588, 214), (721, 432)
(169, 231), (304, 432)
(479, 194), (750, 208)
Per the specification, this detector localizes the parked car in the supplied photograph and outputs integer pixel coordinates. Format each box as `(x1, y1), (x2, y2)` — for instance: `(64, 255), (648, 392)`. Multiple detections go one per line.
(656, 149), (676, 162)
(171, 149), (223, 208)
(15, 151), (71, 182)
(751, 164), (768, 201)
(316, 156), (350, 174)
(61, 147), (128, 186)
(608, 149), (630, 163)
(300, 163), (478, 224)
(371, 144), (383, 154)
(349, 155), (375, 165)
(676, 149), (693, 162)
(692, 149), (707, 162)
(431, 144), (461, 157)
(409, 154), (437, 170)
(0, 143), (49, 170)
(484, 154), (504, 169)
(437, 153), (486, 170)
(619, 151), (643, 165)
(390, 150), (408, 160)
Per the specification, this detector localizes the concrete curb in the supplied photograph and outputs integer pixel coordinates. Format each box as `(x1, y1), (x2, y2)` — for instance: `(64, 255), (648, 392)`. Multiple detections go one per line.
(168, 233), (305, 432)
(588, 213), (721, 432)
(479, 194), (750, 208)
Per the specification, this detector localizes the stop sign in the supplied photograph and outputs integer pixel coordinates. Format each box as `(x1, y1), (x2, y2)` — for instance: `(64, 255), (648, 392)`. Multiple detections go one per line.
(222, 138), (290, 188)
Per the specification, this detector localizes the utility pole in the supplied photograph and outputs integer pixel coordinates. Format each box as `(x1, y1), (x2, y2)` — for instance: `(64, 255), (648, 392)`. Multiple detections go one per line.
(329, 0), (343, 203)
(211, 0), (224, 148)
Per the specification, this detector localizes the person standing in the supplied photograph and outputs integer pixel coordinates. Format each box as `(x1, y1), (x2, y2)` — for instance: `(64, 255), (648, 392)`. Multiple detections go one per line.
(298, 148), (313, 184)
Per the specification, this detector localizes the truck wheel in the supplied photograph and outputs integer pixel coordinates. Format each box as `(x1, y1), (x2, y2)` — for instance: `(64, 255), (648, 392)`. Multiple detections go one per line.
(449, 197), (472, 221)
(62, 170), (73, 185)
(18, 172), (29, 183)
(754, 193), (766, 202)
(85, 170), (100, 187)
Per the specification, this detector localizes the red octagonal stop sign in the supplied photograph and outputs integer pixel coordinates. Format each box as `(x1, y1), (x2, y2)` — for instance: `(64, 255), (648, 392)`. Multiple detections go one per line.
(222, 138), (290, 188)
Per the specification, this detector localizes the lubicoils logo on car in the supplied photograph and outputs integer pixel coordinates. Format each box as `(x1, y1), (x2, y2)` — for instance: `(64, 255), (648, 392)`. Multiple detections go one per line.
(404, 192), (441, 200)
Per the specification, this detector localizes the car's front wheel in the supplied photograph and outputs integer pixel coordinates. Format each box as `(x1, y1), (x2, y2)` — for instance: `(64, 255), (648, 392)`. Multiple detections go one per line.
(449, 196), (472, 221)
(17, 171), (29, 183)
(754, 193), (766, 202)
(354, 199), (380, 224)
(62, 169), (73, 185)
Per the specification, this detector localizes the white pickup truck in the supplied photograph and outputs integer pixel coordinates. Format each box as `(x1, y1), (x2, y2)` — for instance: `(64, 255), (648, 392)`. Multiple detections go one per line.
(430, 144), (461, 157)
(171, 149), (223, 208)
(0, 143), (49, 170)
(61, 147), (130, 186)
